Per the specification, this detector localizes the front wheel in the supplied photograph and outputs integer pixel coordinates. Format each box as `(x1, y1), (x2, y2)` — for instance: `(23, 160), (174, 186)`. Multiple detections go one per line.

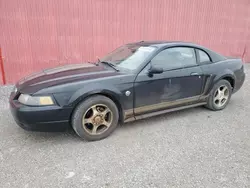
(72, 95), (119, 141)
(206, 79), (232, 111)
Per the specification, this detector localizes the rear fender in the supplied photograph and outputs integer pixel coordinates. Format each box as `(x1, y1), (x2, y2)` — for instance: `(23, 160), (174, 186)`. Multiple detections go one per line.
(209, 69), (235, 92)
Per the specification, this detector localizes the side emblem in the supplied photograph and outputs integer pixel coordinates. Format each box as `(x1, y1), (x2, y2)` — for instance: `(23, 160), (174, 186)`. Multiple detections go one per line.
(125, 91), (131, 96)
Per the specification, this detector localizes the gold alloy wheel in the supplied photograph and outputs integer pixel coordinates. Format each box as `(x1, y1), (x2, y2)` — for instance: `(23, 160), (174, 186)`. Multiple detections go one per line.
(82, 104), (113, 135)
(213, 85), (229, 108)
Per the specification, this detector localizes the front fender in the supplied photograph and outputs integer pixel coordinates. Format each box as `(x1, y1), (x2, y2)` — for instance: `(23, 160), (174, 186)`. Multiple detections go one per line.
(68, 83), (124, 110)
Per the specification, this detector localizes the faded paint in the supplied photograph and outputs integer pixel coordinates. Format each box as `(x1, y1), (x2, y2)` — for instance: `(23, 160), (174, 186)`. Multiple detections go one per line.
(1, 0), (250, 84)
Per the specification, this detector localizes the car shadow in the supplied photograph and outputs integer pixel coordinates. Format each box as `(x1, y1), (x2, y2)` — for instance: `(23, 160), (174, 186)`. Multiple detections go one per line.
(16, 127), (83, 144)
(120, 96), (241, 130)
(14, 106), (206, 143)
(120, 106), (208, 130)
(13, 101), (237, 143)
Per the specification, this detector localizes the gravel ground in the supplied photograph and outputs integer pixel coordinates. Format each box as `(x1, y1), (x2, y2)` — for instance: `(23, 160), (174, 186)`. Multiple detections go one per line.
(0, 65), (250, 188)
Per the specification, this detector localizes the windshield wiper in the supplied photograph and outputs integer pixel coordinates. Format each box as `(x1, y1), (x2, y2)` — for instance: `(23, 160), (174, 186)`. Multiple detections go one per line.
(99, 60), (119, 71)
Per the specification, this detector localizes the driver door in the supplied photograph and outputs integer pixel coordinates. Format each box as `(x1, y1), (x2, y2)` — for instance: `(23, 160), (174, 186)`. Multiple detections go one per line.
(134, 47), (204, 116)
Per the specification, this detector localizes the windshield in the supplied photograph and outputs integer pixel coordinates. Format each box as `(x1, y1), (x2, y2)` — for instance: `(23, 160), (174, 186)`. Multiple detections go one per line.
(100, 45), (156, 71)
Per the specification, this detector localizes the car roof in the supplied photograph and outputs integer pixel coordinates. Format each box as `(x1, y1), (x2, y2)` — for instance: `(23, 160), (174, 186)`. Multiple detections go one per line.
(126, 40), (226, 62)
(127, 40), (203, 48)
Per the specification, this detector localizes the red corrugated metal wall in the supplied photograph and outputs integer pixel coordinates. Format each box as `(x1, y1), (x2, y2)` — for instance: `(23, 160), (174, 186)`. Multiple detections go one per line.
(0, 47), (5, 85)
(1, 0), (250, 84)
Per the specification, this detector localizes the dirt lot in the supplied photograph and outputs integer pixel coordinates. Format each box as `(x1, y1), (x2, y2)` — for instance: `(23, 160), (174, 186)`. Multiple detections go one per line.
(0, 65), (249, 188)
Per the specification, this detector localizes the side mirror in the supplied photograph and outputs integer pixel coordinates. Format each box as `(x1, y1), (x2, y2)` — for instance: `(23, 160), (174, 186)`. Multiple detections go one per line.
(148, 65), (163, 75)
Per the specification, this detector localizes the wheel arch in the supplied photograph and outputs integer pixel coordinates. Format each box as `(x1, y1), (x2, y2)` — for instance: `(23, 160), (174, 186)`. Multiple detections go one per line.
(213, 69), (236, 89)
(220, 75), (235, 89)
(69, 88), (125, 123)
(214, 74), (235, 90)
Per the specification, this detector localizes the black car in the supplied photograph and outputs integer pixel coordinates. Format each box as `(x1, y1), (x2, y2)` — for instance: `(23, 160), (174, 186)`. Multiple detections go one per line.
(10, 41), (245, 141)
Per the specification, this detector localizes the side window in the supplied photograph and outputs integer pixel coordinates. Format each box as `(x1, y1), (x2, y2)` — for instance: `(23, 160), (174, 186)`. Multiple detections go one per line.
(198, 50), (211, 63)
(151, 47), (196, 71)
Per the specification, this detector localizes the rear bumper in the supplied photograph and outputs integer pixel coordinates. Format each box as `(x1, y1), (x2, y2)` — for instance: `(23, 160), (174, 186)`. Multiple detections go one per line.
(9, 92), (73, 132)
(233, 72), (245, 94)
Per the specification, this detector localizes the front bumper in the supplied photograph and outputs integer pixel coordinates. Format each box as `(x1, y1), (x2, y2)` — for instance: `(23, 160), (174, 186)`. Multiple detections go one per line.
(9, 92), (73, 132)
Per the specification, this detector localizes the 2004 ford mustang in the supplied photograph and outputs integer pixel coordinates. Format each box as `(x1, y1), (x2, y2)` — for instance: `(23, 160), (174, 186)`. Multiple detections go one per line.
(10, 41), (245, 141)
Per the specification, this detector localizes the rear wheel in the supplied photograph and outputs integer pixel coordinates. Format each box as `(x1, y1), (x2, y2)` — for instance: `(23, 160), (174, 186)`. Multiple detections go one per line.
(72, 95), (119, 141)
(206, 79), (232, 111)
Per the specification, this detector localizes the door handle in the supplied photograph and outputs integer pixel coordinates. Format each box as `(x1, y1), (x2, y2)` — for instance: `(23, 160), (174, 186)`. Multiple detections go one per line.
(190, 72), (199, 76)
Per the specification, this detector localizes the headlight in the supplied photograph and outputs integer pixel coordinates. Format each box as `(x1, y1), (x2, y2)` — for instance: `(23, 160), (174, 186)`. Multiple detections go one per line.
(18, 94), (54, 106)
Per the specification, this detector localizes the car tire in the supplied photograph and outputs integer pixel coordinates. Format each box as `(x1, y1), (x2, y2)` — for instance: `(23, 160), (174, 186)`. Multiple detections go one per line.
(72, 95), (119, 141)
(205, 79), (232, 111)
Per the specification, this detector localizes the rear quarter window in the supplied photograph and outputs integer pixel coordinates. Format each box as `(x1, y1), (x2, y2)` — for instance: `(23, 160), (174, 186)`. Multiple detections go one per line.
(198, 49), (211, 63)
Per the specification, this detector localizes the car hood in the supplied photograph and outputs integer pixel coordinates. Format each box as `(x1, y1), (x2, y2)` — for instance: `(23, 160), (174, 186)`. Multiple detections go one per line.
(16, 63), (121, 94)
